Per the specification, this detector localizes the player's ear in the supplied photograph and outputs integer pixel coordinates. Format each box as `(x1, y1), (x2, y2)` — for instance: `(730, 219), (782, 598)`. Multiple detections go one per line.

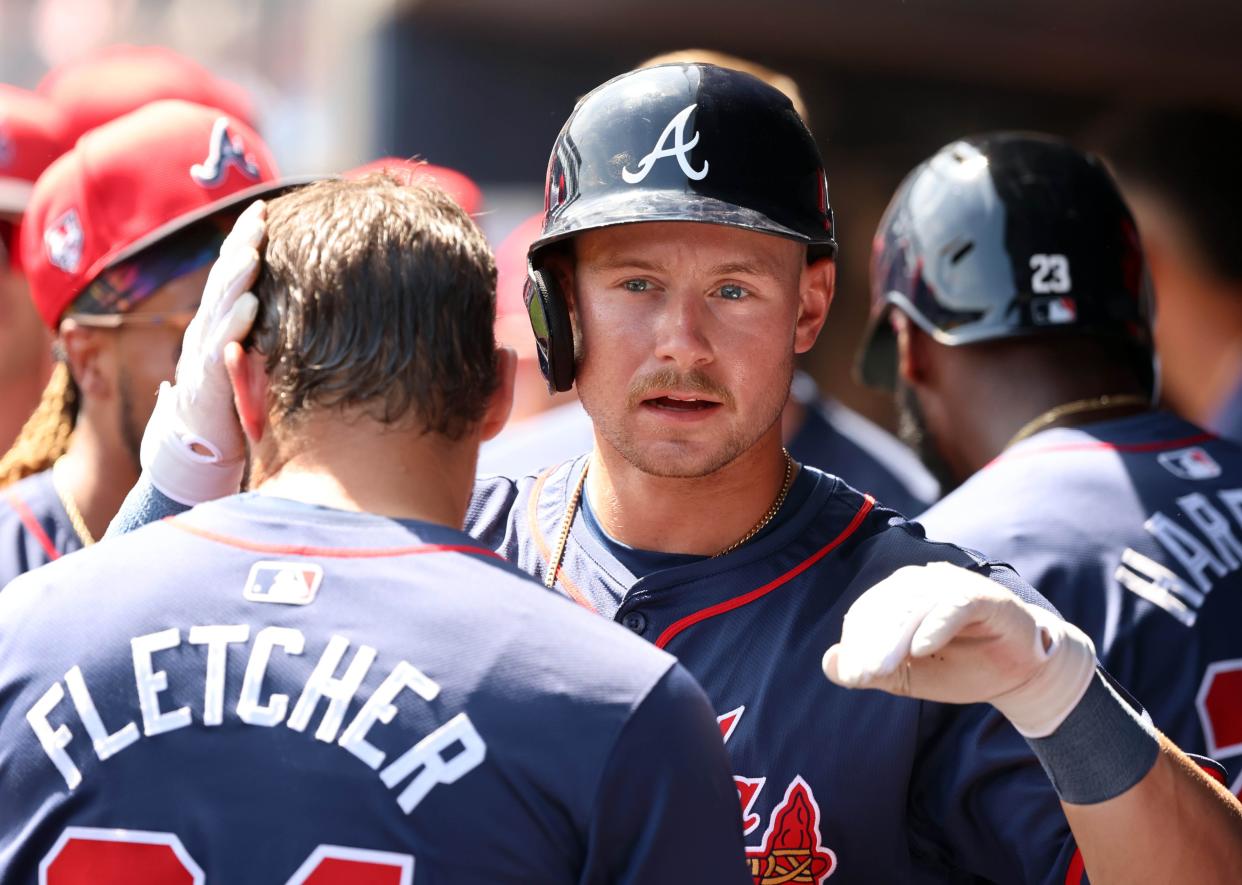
(795, 256), (834, 354)
(893, 311), (928, 386)
(479, 345), (517, 443)
(224, 342), (268, 445)
(57, 319), (112, 400)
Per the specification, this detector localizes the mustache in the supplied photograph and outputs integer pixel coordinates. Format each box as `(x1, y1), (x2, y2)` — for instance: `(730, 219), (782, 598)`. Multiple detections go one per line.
(626, 368), (735, 409)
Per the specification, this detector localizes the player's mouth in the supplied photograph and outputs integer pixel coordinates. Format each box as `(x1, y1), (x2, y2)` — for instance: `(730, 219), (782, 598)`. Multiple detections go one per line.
(640, 393), (723, 418)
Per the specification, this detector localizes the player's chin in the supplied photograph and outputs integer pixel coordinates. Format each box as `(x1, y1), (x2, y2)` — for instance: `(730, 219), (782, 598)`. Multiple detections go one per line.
(625, 436), (742, 479)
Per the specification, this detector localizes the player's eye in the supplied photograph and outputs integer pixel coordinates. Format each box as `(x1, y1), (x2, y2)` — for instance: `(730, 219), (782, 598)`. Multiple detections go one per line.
(718, 283), (749, 301)
(623, 279), (650, 293)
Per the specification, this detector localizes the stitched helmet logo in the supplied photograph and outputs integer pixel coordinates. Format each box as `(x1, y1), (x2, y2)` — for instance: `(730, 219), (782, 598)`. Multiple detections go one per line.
(190, 117), (262, 188)
(44, 209), (84, 273)
(621, 103), (708, 184)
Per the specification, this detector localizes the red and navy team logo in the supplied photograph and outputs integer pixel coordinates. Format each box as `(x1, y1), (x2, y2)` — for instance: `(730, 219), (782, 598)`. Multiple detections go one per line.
(746, 777), (836, 884)
(718, 707), (837, 883)
(190, 117), (262, 188)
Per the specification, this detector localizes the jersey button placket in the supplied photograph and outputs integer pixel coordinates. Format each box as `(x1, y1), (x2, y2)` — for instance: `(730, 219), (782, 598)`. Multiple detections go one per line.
(621, 611), (648, 635)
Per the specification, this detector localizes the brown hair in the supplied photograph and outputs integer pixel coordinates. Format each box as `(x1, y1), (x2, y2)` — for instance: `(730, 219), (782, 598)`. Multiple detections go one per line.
(250, 173), (499, 440)
(639, 49), (809, 122)
(0, 361), (78, 487)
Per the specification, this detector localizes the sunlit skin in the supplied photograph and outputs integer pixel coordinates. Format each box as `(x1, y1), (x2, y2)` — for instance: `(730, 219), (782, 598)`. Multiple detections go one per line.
(55, 264), (209, 540)
(544, 221), (833, 555)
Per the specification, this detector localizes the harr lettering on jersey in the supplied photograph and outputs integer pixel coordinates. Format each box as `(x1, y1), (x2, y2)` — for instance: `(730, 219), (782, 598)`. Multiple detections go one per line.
(718, 707), (837, 883)
(1124, 487), (1242, 625)
(24, 625), (486, 814)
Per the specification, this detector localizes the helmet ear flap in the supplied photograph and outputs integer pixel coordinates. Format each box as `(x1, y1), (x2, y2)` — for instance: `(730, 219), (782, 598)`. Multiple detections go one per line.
(523, 263), (576, 393)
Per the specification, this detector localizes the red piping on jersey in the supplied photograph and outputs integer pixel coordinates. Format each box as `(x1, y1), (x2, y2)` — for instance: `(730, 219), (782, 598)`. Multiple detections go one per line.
(654, 495), (876, 650)
(4, 490), (60, 561)
(165, 518), (503, 560)
(528, 465), (595, 611)
(984, 431), (1217, 470)
(1065, 849), (1085, 885)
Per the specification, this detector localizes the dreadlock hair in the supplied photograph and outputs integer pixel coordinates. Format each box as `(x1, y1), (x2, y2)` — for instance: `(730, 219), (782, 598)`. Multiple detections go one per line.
(0, 358), (79, 487)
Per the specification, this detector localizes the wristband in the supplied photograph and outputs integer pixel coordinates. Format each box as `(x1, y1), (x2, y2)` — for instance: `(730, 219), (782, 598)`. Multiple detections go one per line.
(1025, 670), (1160, 805)
(140, 383), (244, 505)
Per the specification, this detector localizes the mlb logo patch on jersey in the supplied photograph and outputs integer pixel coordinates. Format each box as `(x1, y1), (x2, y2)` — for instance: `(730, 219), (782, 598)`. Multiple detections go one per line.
(1158, 446), (1222, 481)
(243, 561), (323, 605)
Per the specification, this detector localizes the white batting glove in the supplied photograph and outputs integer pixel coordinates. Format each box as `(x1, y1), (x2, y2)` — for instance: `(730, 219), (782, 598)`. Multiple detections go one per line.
(823, 562), (1098, 738)
(140, 200), (266, 505)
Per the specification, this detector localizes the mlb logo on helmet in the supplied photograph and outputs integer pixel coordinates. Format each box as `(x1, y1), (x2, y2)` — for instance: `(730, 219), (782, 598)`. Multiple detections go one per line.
(19, 99), (292, 330)
(1158, 447), (1222, 481)
(243, 561), (324, 606)
(1032, 295), (1078, 325)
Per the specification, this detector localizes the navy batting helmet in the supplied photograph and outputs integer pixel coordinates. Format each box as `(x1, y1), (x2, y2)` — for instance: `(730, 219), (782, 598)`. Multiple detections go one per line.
(525, 62), (836, 392)
(857, 132), (1155, 392)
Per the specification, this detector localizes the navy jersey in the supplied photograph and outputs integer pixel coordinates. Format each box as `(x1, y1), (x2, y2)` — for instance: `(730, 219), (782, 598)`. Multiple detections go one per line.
(918, 411), (1242, 794)
(468, 459), (1080, 884)
(0, 469), (83, 589)
(0, 494), (750, 885)
(479, 375), (936, 516)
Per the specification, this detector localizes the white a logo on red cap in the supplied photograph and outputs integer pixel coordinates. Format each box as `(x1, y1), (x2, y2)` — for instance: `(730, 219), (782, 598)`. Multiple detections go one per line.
(622, 103), (709, 184)
(44, 209), (83, 273)
(190, 117), (261, 188)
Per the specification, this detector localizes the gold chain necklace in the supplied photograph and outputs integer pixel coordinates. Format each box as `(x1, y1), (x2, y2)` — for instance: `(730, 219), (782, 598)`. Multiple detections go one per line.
(1005, 394), (1150, 450)
(51, 457), (96, 547)
(544, 449), (797, 589)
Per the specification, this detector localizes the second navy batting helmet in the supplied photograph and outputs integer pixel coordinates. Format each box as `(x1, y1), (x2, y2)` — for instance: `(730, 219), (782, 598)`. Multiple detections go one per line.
(525, 62), (837, 392)
(857, 132), (1154, 392)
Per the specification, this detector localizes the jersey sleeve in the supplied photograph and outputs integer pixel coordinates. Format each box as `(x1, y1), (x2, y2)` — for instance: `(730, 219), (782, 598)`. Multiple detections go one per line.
(578, 663), (752, 885)
(105, 473), (189, 537)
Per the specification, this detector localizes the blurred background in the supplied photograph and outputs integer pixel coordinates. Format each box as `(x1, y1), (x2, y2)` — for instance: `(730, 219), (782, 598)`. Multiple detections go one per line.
(4, 0), (1240, 428)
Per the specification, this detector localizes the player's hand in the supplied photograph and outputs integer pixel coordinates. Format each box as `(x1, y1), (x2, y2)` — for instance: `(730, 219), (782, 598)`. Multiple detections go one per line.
(139, 201), (266, 504)
(822, 562), (1097, 737)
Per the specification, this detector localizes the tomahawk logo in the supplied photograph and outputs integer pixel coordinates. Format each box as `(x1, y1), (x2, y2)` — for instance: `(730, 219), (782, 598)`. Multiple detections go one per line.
(622, 103), (708, 184)
(44, 209), (84, 273)
(190, 117), (261, 188)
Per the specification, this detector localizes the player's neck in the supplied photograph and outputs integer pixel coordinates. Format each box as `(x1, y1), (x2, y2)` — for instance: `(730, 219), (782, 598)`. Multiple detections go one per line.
(250, 415), (477, 529)
(57, 420), (139, 542)
(585, 426), (791, 556)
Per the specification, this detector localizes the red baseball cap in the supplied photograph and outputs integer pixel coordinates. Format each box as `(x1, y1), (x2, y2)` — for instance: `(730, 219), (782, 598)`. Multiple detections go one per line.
(38, 44), (256, 143)
(345, 157), (483, 216)
(0, 85), (71, 214)
(21, 100), (291, 329)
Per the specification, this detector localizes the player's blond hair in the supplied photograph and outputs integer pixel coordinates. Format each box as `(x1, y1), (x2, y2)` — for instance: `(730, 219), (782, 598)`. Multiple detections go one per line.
(639, 49), (809, 122)
(0, 361), (78, 487)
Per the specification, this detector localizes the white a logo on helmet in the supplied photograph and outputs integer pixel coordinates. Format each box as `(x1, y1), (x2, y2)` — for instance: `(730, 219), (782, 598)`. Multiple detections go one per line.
(190, 117), (262, 188)
(44, 209), (83, 273)
(622, 103), (708, 184)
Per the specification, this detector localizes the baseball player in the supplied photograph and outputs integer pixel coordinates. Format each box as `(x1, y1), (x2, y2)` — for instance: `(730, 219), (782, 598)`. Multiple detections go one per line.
(857, 132), (1242, 794)
(0, 101), (296, 586)
(116, 65), (1242, 882)
(479, 50), (937, 514)
(0, 176), (749, 884)
(0, 86), (69, 455)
